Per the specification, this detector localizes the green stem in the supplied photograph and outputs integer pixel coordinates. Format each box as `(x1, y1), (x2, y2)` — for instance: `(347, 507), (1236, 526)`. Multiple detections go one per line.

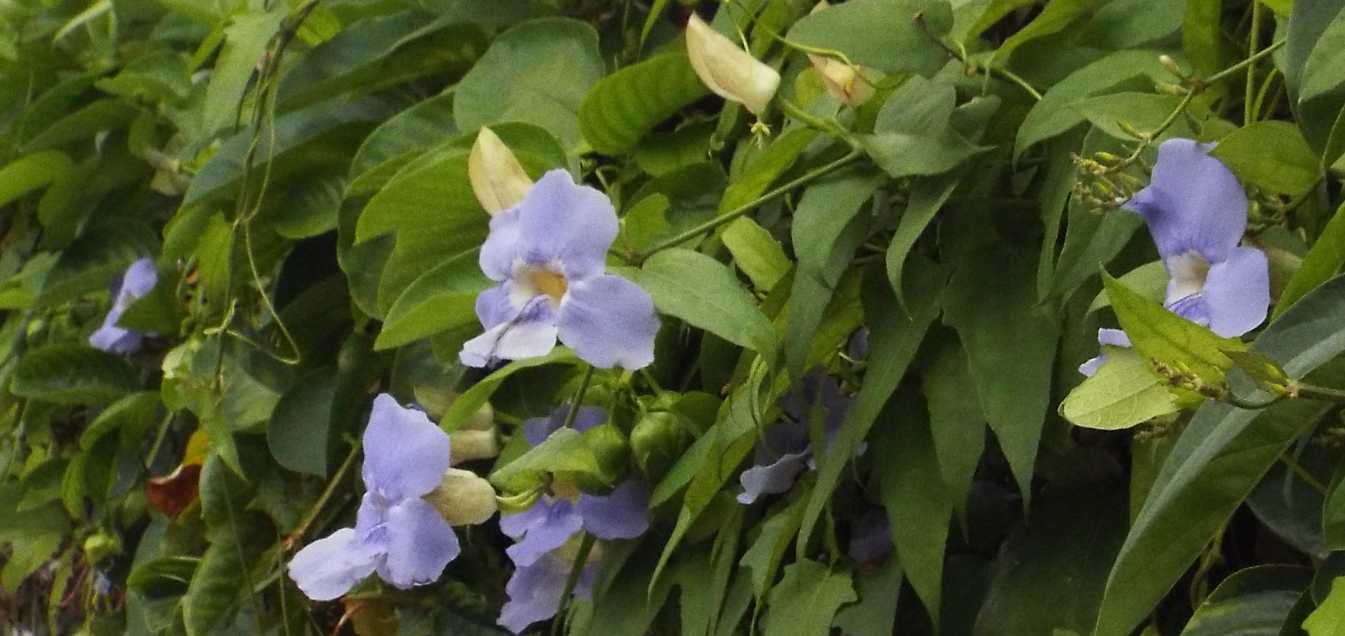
(1204, 39), (1284, 85)
(551, 533), (596, 636)
(1279, 453), (1329, 496)
(1244, 0), (1262, 125)
(633, 149), (862, 263)
(285, 441), (360, 552)
(1291, 381), (1345, 403)
(913, 13), (1043, 101)
(779, 99), (854, 144)
(561, 366), (596, 429)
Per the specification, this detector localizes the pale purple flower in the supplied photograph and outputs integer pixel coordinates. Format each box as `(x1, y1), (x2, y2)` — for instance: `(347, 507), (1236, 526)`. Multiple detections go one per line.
(738, 373), (852, 505)
(89, 257), (157, 354)
(461, 170), (659, 370)
(288, 394), (459, 601)
(498, 406), (651, 634)
(1079, 139), (1269, 377)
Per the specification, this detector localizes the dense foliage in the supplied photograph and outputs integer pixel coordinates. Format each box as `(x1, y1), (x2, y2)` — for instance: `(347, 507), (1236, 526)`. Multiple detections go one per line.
(6, 0), (1345, 634)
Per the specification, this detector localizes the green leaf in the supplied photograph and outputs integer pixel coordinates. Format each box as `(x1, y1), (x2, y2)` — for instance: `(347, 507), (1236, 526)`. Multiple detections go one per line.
(489, 427), (608, 493)
(267, 371), (335, 477)
(199, 7), (287, 141)
(347, 89), (457, 197)
(272, 174), (343, 239)
(993, 0), (1100, 63)
(762, 560), (857, 636)
(1093, 274), (1345, 636)
(1304, 576), (1345, 636)
(832, 558), (902, 636)
(375, 249), (489, 350)
(787, 168), (884, 377)
(442, 348), (579, 431)
(798, 261), (944, 559)
(34, 221), (157, 308)
(861, 77), (984, 178)
(739, 488), (807, 601)
(21, 99), (137, 153)
(579, 53), (708, 155)
(875, 393), (949, 629)
(719, 127), (818, 215)
(1075, 92), (1188, 141)
(1299, 8), (1345, 106)
(886, 171), (960, 310)
(80, 391), (159, 450)
(0, 150), (74, 208)
(974, 487), (1127, 635)
(1211, 121), (1321, 196)
(1088, 260), (1168, 314)
(1182, 565), (1311, 636)
(1060, 346), (1181, 430)
(1182, 0), (1226, 76)
(1103, 271), (1244, 385)
(1278, 203), (1345, 319)
(453, 17), (603, 151)
(13, 345), (140, 405)
(921, 341), (986, 514)
(636, 248), (778, 358)
(944, 246), (1059, 504)
(721, 217), (790, 292)
(786, 0), (954, 76)
(1015, 50), (1167, 158)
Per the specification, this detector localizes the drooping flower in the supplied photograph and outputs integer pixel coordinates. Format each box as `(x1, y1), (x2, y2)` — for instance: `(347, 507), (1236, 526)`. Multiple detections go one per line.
(685, 13), (780, 117)
(89, 257), (158, 354)
(460, 170), (659, 370)
(1079, 139), (1269, 376)
(738, 373), (852, 505)
(288, 394), (461, 601)
(469, 126), (533, 215)
(806, 2), (875, 107)
(498, 406), (651, 634)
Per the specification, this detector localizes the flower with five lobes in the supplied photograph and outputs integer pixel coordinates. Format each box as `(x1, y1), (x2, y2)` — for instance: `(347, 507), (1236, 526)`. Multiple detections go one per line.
(1080, 138), (1269, 376)
(497, 406), (652, 633)
(288, 394), (471, 601)
(89, 257), (158, 354)
(460, 169), (660, 370)
(685, 13), (780, 117)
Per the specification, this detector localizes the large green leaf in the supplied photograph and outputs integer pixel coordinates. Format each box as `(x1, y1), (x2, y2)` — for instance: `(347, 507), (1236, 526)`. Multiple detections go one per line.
(34, 221), (157, 308)
(1299, 8), (1345, 107)
(636, 248), (779, 358)
(1060, 345), (1181, 430)
(453, 17), (603, 151)
(1211, 121), (1321, 196)
(860, 76), (984, 178)
(1103, 271), (1244, 385)
(199, 7), (287, 142)
(579, 53), (708, 155)
(375, 249), (488, 351)
(1181, 566), (1312, 636)
(922, 341), (986, 514)
(721, 217), (790, 292)
(1093, 274), (1345, 636)
(786, 0), (954, 76)
(441, 348), (579, 431)
(346, 89), (457, 197)
(12, 345), (140, 405)
(0, 150), (74, 208)
(1305, 576), (1345, 636)
(267, 370), (335, 477)
(762, 560), (857, 636)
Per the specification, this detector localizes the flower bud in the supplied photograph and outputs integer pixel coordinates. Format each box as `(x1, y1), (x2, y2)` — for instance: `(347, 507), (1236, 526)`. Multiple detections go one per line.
(425, 467), (498, 526)
(468, 126), (533, 215)
(806, 2), (875, 107)
(450, 429), (501, 464)
(685, 13), (780, 116)
(577, 423), (629, 492)
(630, 411), (690, 480)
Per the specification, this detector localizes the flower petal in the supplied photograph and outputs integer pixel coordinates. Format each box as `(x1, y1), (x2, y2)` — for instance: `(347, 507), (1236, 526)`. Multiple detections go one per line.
(480, 208), (523, 281)
(556, 274), (658, 370)
(685, 13), (781, 116)
(498, 555), (571, 634)
(375, 498), (460, 589)
(89, 257), (158, 354)
(524, 406), (607, 446)
(362, 394), (451, 501)
(578, 481), (650, 540)
(1079, 329), (1133, 377)
(475, 284), (515, 330)
(504, 498), (582, 568)
(288, 528), (380, 601)
(460, 300), (559, 367)
(1124, 139), (1247, 263)
(1201, 246), (1269, 337)
(515, 170), (617, 281)
(737, 452), (810, 505)
(120, 257), (158, 298)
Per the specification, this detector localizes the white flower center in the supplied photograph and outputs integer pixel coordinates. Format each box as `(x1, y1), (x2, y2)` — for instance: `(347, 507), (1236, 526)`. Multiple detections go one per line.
(1167, 250), (1210, 301)
(510, 259), (568, 310)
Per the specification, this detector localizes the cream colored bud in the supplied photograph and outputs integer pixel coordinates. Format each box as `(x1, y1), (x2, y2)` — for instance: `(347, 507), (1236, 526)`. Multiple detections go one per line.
(806, 2), (874, 106)
(449, 429), (500, 464)
(468, 126), (533, 215)
(425, 467), (498, 526)
(685, 13), (780, 116)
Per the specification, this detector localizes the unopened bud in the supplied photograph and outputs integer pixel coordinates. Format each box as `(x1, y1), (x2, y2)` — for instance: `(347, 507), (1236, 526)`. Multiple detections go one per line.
(685, 13), (780, 116)
(631, 411), (690, 481)
(468, 126), (533, 215)
(425, 467), (498, 526)
(450, 429), (500, 464)
(1158, 54), (1183, 77)
(1156, 81), (1187, 96)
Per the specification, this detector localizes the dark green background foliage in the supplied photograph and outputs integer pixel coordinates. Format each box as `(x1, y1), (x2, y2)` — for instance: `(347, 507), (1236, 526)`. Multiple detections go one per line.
(3, 0), (1345, 634)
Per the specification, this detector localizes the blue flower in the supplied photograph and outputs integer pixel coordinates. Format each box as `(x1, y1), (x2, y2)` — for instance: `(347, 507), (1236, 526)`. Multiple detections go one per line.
(497, 406), (651, 634)
(89, 257), (157, 354)
(288, 394), (460, 601)
(461, 170), (659, 370)
(1080, 139), (1269, 376)
(738, 373), (852, 505)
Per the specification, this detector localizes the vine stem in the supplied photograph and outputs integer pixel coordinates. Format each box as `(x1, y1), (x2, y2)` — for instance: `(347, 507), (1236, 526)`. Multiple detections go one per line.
(632, 149), (862, 263)
(913, 13), (1043, 101)
(1289, 381), (1345, 403)
(1244, 0), (1263, 125)
(551, 533), (596, 636)
(284, 442), (361, 552)
(561, 366), (596, 429)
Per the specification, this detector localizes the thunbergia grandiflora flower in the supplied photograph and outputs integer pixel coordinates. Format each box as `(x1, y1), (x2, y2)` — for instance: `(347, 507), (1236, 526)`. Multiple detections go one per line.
(738, 373), (852, 505)
(460, 170), (659, 370)
(288, 395), (465, 601)
(498, 406), (651, 634)
(685, 13), (780, 117)
(89, 257), (157, 354)
(1079, 139), (1269, 376)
